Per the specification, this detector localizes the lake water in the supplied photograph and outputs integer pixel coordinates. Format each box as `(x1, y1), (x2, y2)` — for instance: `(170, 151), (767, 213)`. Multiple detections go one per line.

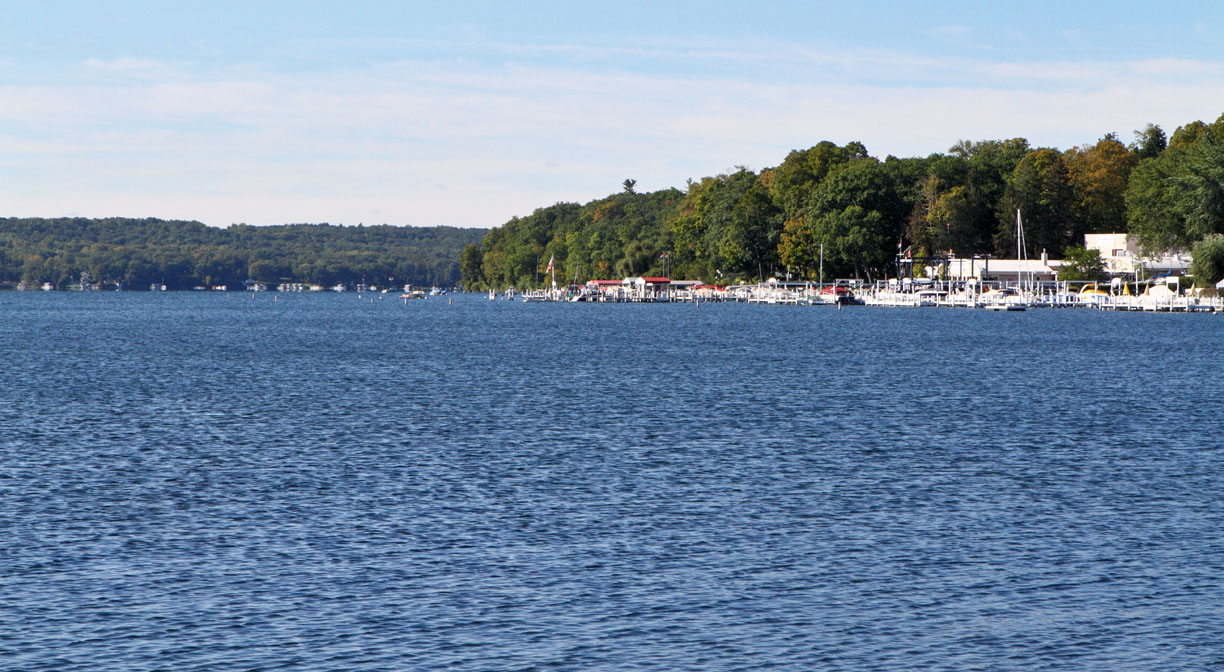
(2, 292), (1222, 670)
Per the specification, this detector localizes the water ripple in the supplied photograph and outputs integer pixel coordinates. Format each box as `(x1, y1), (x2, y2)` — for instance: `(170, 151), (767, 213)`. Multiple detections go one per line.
(1, 294), (1222, 670)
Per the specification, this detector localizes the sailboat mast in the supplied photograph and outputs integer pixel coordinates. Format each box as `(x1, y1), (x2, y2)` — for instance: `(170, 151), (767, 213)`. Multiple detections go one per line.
(1016, 209), (1021, 291)
(819, 242), (824, 288)
(1016, 209), (1028, 293)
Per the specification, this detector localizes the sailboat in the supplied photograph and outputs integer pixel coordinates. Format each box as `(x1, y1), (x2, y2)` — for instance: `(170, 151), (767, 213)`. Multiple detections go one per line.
(986, 210), (1028, 311)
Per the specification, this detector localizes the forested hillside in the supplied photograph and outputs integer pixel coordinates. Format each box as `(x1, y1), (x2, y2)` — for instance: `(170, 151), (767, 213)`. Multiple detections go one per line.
(0, 219), (485, 289)
(463, 114), (1224, 289)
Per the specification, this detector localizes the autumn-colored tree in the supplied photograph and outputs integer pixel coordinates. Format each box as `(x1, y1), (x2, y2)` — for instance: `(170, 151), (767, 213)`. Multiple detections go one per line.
(1064, 134), (1136, 235)
(778, 217), (819, 278)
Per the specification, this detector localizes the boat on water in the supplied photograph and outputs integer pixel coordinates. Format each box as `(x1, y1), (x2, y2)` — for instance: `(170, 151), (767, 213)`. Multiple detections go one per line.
(814, 284), (861, 305)
(980, 287), (1027, 311)
(984, 301), (1026, 311)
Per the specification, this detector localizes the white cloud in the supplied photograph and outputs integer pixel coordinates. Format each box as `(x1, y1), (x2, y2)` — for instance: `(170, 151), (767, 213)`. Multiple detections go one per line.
(5, 39), (1224, 228)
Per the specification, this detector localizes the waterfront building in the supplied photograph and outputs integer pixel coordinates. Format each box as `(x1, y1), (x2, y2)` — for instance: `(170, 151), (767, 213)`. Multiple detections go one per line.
(1084, 233), (1190, 278)
(943, 257), (1061, 284)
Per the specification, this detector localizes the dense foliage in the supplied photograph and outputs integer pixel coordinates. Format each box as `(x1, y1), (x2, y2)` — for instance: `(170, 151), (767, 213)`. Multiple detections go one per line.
(468, 187), (685, 290)
(1057, 246), (1107, 282)
(468, 113), (1224, 288)
(0, 218), (485, 289)
(1189, 234), (1224, 287)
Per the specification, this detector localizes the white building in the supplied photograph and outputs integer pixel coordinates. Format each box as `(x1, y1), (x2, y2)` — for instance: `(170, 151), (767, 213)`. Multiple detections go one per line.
(1084, 233), (1190, 277)
(943, 257), (1061, 283)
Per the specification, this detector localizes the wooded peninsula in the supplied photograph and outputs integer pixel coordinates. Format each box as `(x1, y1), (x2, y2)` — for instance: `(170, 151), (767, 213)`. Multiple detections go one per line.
(463, 113), (1224, 290)
(0, 219), (485, 290)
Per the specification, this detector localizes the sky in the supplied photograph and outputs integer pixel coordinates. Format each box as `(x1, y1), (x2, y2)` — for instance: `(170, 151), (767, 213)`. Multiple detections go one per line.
(3, 0), (1224, 229)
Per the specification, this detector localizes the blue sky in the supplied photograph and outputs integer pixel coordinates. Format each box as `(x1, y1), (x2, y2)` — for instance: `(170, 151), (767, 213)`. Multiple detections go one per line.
(3, 1), (1223, 228)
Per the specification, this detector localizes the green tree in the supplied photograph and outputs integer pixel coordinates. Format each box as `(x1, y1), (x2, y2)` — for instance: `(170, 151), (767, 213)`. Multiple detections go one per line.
(1170, 121), (1210, 148)
(1190, 233), (1224, 287)
(803, 158), (908, 279)
(810, 206), (887, 280)
(1131, 123), (1167, 160)
(1127, 135), (1224, 254)
(248, 259), (280, 282)
(945, 138), (1031, 253)
(459, 243), (484, 289)
(1058, 245), (1106, 281)
(928, 185), (984, 254)
(1170, 137), (1224, 244)
(1125, 155), (1183, 253)
(717, 177), (782, 281)
(668, 169), (775, 279)
(996, 149), (1076, 257)
(765, 141), (870, 220)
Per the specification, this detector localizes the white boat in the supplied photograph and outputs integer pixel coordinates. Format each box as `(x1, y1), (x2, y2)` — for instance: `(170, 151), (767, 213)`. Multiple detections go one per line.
(984, 302), (1026, 311)
(980, 287), (1027, 311)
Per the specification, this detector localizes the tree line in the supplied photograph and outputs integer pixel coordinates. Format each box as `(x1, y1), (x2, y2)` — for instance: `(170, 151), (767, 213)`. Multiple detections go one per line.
(462, 114), (1224, 289)
(0, 218), (486, 289)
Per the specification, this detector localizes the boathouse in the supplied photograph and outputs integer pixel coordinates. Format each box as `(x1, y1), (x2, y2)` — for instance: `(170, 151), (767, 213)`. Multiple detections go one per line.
(626, 276), (671, 301)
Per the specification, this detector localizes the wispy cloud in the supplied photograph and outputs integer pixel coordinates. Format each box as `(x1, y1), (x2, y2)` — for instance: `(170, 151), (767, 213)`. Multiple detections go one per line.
(82, 57), (162, 71)
(930, 25), (973, 41)
(4, 36), (1224, 228)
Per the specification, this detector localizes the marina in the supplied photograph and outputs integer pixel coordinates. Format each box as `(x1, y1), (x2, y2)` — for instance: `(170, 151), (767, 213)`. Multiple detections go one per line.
(487, 276), (1224, 313)
(485, 229), (1224, 312)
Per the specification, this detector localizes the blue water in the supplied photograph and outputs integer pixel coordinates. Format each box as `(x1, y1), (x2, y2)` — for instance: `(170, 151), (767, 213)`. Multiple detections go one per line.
(2, 292), (1222, 671)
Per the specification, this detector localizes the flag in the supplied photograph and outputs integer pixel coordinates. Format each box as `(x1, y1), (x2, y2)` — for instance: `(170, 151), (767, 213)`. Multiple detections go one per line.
(545, 255), (554, 273)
